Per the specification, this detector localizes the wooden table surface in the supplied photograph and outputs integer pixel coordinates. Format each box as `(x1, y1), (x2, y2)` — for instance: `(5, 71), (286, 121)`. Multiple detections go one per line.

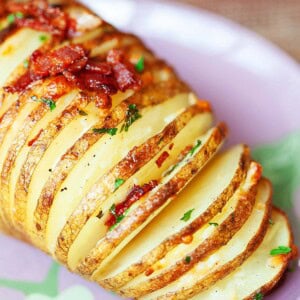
(176, 0), (300, 63)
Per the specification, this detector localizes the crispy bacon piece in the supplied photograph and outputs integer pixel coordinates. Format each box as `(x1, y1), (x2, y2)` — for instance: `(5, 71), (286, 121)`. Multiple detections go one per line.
(5, 45), (88, 93)
(105, 180), (158, 228)
(6, 0), (75, 38)
(107, 49), (142, 91)
(30, 45), (88, 78)
(156, 151), (170, 168)
(0, 0), (5, 17)
(6, 46), (141, 109)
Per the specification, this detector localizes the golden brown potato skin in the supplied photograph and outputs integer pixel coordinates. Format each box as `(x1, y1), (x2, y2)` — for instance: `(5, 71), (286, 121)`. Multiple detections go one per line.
(0, 2), (296, 300)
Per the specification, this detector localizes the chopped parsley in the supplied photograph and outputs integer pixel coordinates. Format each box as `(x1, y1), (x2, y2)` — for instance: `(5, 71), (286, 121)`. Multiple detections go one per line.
(31, 96), (56, 111)
(164, 163), (179, 177)
(254, 292), (263, 300)
(114, 178), (125, 191)
(78, 110), (88, 116)
(268, 219), (274, 225)
(135, 56), (145, 73)
(189, 140), (202, 156)
(121, 104), (141, 132)
(209, 222), (219, 227)
(23, 59), (29, 69)
(93, 127), (118, 136)
(109, 205), (130, 231)
(39, 35), (48, 42)
(270, 246), (292, 256)
(180, 209), (195, 222)
(184, 256), (191, 264)
(7, 12), (24, 24)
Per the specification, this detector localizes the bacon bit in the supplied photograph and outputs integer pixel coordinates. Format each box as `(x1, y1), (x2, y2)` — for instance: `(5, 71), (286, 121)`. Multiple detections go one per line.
(169, 143), (174, 150)
(107, 49), (142, 92)
(0, 1), (5, 17)
(156, 151), (170, 168)
(28, 129), (43, 146)
(181, 235), (193, 244)
(105, 180), (158, 227)
(5, 72), (33, 93)
(6, 0), (76, 38)
(6, 47), (141, 109)
(31, 45), (88, 78)
(197, 100), (211, 112)
(145, 268), (154, 277)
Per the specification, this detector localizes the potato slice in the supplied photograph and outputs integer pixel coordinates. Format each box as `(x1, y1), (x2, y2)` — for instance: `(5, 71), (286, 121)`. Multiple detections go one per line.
(191, 208), (294, 300)
(96, 144), (251, 290)
(142, 179), (272, 300)
(0, 28), (47, 87)
(46, 92), (193, 254)
(66, 107), (213, 270)
(76, 123), (226, 277)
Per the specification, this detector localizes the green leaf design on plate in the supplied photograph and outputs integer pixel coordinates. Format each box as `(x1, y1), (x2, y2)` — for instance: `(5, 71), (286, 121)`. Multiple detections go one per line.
(25, 285), (94, 300)
(0, 261), (59, 296)
(0, 261), (94, 299)
(253, 131), (300, 210)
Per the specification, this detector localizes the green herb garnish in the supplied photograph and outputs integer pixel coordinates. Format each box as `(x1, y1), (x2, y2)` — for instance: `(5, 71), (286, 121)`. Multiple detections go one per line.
(23, 59), (29, 69)
(114, 178), (125, 191)
(109, 204), (117, 216)
(270, 246), (292, 256)
(7, 12), (23, 24)
(39, 35), (48, 42)
(185, 256), (191, 264)
(164, 163), (179, 177)
(109, 206), (130, 231)
(7, 14), (16, 24)
(189, 140), (202, 156)
(31, 96), (56, 111)
(268, 219), (274, 225)
(209, 222), (219, 227)
(15, 12), (24, 19)
(254, 292), (263, 300)
(180, 209), (195, 222)
(135, 56), (145, 73)
(121, 104), (141, 132)
(78, 110), (88, 116)
(93, 127), (118, 136)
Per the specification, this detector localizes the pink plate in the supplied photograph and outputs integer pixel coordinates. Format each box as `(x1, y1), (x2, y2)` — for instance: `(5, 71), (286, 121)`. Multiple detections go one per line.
(0, 1), (299, 299)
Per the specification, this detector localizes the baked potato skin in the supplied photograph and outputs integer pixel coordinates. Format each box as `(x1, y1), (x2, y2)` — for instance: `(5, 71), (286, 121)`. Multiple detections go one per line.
(0, 2), (296, 300)
(100, 145), (251, 290)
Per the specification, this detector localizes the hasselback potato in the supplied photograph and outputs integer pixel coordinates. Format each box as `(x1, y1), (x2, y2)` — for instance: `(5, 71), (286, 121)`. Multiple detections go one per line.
(0, 1), (296, 299)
